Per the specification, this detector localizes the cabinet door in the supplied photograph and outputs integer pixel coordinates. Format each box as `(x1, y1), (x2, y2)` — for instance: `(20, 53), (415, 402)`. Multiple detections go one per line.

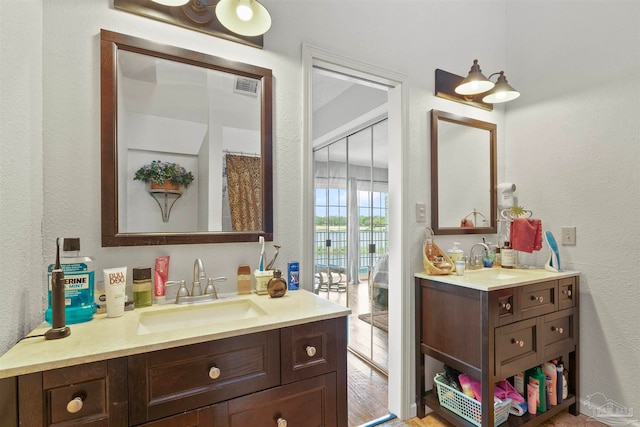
(280, 317), (343, 384)
(128, 330), (280, 425)
(558, 278), (576, 310)
(543, 308), (575, 358)
(494, 317), (540, 378)
(139, 403), (227, 427)
(227, 373), (337, 427)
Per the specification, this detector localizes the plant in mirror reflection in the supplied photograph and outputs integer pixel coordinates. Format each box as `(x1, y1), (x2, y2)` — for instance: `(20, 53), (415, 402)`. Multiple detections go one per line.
(134, 160), (195, 188)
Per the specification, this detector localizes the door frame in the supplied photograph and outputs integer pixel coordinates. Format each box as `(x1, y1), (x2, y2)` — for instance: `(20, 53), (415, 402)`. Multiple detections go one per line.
(302, 44), (414, 420)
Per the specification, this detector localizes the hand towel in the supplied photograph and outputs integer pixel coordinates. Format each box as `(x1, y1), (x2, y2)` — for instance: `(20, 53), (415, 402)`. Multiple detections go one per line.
(510, 218), (542, 253)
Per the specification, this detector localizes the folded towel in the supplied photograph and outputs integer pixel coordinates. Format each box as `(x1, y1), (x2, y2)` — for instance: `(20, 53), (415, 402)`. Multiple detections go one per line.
(510, 218), (542, 253)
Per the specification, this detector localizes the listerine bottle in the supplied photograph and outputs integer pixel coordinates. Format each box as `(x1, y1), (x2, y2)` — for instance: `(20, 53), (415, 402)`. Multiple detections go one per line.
(45, 238), (95, 324)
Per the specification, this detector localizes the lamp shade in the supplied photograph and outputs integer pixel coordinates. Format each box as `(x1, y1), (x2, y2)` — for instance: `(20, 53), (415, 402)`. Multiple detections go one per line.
(455, 59), (495, 95)
(151, 0), (189, 6)
(482, 72), (520, 103)
(215, 0), (272, 37)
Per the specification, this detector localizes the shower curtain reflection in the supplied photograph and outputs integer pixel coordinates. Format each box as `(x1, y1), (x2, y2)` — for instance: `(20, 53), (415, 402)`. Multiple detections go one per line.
(226, 154), (262, 231)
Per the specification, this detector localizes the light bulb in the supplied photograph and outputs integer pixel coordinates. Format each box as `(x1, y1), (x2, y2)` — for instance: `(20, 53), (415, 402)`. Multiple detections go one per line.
(236, 4), (253, 21)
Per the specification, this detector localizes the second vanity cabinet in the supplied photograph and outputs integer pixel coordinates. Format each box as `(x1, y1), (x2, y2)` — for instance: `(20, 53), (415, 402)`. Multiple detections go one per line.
(415, 271), (579, 427)
(5, 316), (347, 427)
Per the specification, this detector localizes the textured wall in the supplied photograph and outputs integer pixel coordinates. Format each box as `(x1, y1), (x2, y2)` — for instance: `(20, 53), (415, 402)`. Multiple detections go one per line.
(505, 1), (640, 421)
(0, 1), (44, 352)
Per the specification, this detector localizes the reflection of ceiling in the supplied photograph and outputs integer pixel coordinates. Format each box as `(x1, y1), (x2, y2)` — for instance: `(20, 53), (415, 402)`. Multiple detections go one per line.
(118, 50), (260, 131)
(313, 67), (389, 169)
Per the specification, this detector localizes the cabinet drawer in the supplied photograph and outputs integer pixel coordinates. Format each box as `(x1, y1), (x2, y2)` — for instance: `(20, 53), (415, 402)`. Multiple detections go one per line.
(281, 317), (344, 384)
(128, 330), (280, 425)
(518, 280), (558, 320)
(543, 308), (576, 358)
(227, 373), (337, 427)
(495, 317), (539, 378)
(559, 278), (576, 310)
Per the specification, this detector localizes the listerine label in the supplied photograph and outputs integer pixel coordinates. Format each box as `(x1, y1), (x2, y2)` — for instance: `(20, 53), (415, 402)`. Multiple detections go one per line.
(47, 272), (94, 292)
(48, 262), (89, 273)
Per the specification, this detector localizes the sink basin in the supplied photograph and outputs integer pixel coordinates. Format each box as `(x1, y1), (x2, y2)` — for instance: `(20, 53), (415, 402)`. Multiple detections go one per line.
(465, 268), (538, 280)
(137, 298), (267, 335)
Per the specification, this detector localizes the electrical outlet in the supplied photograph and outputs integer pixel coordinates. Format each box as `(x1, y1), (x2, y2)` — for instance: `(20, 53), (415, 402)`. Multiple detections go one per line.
(416, 202), (426, 223)
(561, 226), (576, 246)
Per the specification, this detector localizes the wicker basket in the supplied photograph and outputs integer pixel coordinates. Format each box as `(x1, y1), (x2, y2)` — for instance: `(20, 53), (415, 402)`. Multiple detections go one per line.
(422, 228), (453, 275)
(434, 373), (511, 427)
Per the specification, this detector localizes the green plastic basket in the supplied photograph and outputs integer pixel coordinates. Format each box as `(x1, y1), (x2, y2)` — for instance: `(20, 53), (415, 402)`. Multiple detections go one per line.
(434, 373), (510, 427)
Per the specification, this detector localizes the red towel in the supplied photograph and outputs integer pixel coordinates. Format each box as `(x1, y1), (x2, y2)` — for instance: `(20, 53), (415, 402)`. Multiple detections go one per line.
(510, 218), (542, 253)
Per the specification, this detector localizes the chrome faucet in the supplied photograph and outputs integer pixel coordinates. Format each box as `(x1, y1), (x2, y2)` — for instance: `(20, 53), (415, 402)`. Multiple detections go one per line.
(469, 242), (490, 269)
(164, 259), (227, 304)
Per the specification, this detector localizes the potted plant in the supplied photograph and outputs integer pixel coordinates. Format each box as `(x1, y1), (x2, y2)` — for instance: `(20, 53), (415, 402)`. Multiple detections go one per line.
(134, 160), (195, 190)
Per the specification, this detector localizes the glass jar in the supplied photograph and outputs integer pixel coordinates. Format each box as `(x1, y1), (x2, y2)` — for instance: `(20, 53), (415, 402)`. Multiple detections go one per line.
(132, 267), (153, 307)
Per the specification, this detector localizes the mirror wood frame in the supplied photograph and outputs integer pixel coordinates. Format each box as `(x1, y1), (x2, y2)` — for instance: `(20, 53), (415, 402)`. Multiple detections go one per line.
(100, 29), (273, 246)
(430, 109), (497, 235)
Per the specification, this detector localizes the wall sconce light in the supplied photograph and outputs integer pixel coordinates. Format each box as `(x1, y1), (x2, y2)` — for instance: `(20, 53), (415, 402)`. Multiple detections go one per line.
(117, 0), (267, 48)
(435, 59), (520, 111)
(215, 0), (272, 36)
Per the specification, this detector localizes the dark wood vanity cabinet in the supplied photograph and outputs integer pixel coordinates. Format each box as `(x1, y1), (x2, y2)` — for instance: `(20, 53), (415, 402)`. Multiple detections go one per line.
(4, 316), (347, 427)
(415, 275), (579, 427)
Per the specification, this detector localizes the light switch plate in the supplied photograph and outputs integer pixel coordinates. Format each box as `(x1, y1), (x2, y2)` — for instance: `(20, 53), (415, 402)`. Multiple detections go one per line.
(561, 226), (576, 245)
(416, 202), (426, 223)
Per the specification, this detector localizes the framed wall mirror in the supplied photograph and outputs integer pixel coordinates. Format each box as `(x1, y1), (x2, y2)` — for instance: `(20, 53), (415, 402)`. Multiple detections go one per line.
(430, 109), (497, 235)
(101, 29), (273, 246)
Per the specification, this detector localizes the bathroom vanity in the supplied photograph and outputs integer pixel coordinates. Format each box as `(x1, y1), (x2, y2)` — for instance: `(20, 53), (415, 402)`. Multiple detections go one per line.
(0, 290), (349, 427)
(415, 268), (579, 427)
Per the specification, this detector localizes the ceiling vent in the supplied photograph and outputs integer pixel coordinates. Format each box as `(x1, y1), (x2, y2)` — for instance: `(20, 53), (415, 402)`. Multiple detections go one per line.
(234, 76), (260, 96)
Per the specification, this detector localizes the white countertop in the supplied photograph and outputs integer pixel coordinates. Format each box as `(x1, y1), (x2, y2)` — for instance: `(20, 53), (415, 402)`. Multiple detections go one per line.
(0, 290), (350, 379)
(415, 267), (578, 291)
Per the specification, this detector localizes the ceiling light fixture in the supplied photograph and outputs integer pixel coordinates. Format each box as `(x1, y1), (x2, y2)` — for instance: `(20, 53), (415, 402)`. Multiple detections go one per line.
(215, 0), (272, 37)
(150, 0), (189, 6)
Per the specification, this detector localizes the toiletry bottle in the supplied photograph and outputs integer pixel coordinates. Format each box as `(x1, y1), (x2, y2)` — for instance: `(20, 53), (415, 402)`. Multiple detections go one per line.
(447, 242), (464, 269)
(502, 241), (515, 269)
(45, 238), (95, 324)
(132, 267), (153, 308)
(237, 265), (252, 295)
(556, 362), (564, 404)
(425, 237), (435, 261)
(543, 362), (557, 406)
(288, 261), (300, 290)
(493, 245), (501, 267)
(267, 269), (287, 298)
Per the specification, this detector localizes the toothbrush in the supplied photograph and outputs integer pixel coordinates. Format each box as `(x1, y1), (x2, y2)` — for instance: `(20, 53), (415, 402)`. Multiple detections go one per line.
(258, 236), (265, 271)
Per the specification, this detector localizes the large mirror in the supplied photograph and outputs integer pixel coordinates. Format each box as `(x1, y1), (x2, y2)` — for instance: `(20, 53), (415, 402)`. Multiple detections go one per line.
(101, 30), (272, 246)
(430, 109), (496, 235)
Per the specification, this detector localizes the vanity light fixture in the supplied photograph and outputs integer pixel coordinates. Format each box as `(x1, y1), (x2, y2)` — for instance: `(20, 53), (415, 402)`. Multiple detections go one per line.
(455, 59), (495, 95)
(151, 0), (189, 6)
(455, 59), (520, 104)
(215, 0), (272, 37)
(481, 71), (520, 103)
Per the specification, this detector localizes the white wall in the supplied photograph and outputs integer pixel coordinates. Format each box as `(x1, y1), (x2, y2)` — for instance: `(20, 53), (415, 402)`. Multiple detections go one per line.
(504, 1), (640, 420)
(2, 0), (638, 422)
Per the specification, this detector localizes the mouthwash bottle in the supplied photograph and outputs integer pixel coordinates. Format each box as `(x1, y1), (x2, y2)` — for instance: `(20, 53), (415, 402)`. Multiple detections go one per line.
(45, 238), (95, 324)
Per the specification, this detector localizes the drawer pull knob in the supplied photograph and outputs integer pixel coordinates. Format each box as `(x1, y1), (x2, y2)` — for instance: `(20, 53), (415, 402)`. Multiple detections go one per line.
(563, 289), (572, 296)
(500, 302), (511, 311)
(552, 326), (564, 334)
(209, 366), (221, 380)
(66, 396), (84, 414)
(306, 345), (317, 357)
(277, 417), (288, 427)
(511, 339), (524, 347)
(531, 295), (544, 303)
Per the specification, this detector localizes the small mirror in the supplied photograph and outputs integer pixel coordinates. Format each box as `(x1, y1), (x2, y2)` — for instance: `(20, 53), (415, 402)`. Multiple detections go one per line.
(101, 30), (272, 246)
(430, 110), (496, 235)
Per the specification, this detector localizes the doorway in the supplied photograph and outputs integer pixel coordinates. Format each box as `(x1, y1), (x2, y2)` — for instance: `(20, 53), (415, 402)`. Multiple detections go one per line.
(303, 46), (404, 425)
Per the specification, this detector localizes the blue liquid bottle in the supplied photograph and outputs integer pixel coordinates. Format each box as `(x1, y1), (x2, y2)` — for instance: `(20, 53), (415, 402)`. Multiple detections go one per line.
(45, 238), (95, 324)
